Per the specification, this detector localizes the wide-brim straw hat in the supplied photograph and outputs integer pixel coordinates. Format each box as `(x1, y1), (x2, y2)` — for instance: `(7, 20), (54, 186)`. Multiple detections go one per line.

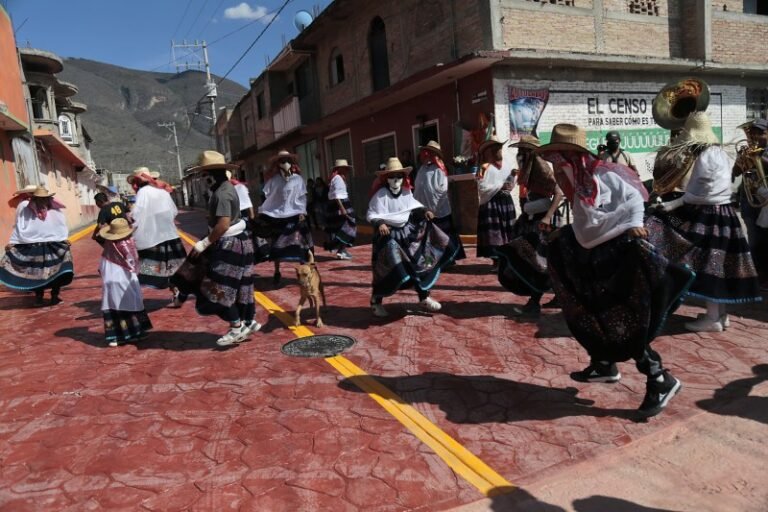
(13, 184), (38, 197)
(31, 186), (55, 198)
(535, 124), (597, 156)
(477, 136), (506, 158)
(127, 167), (154, 184)
(268, 149), (299, 166)
(509, 134), (542, 151)
(674, 111), (720, 145)
(99, 218), (134, 241)
(375, 157), (412, 177)
(149, 171), (161, 179)
(418, 140), (444, 160)
(188, 150), (239, 173)
(332, 158), (353, 171)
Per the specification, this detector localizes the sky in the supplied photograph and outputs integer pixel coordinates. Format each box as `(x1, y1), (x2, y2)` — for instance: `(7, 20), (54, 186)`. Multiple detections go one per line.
(5, 0), (333, 87)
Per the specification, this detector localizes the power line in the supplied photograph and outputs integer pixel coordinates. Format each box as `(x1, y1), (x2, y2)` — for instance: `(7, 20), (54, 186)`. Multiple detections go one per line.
(178, 0), (292, 147)
(170, 0), (193, 41)
(183, 0), (211, 41)
(196, 0), (227, 38)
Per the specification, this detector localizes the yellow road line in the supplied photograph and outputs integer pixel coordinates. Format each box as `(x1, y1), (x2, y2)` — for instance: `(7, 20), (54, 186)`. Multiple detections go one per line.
(177, 228), (513, 496)
(68, 223), (96, 244)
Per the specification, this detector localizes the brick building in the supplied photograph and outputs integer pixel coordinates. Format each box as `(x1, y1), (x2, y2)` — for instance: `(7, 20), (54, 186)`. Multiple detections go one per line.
(224, 0), (768, 231)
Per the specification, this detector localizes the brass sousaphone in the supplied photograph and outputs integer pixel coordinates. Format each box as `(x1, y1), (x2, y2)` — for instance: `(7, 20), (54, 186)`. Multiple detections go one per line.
(651, 78), (711, 195)
(734, 120), (768, 208)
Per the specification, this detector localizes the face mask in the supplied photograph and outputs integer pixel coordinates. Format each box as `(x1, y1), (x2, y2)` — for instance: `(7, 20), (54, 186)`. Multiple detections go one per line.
(280, 161), (292, 172)
(204, 175), (216, 189)
(607, 141), (620, 151)
(387, 176), (403, 194)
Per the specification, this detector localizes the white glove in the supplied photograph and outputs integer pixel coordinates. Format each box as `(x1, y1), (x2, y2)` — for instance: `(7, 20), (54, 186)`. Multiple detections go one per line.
(194, 238), (211, 253)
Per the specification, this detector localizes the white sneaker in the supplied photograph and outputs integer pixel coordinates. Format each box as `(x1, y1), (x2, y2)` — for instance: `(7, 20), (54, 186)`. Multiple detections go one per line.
(336, 250), (353, 260)
(684, 317), (724, 333)
(216, 325), (250, 347)
(371, 303), (389, 317)
(242, 320), (262, 337)
(696, 313), (729, 329)
(420, 297), (442, 312)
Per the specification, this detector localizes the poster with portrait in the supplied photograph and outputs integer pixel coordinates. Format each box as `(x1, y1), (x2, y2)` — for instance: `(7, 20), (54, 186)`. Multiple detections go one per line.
(508, 87), (550, 141)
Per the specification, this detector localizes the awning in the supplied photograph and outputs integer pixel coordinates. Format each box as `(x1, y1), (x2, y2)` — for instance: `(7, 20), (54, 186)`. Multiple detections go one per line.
(0, 102), (28, 131)
(33, 129), (92, 170)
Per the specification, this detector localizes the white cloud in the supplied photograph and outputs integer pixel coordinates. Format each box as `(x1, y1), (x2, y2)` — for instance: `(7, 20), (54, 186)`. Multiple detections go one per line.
(223, 3), (275, 23)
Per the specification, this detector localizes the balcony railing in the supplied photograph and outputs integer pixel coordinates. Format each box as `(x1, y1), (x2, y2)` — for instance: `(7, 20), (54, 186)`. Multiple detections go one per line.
(272, 96), (301, 139)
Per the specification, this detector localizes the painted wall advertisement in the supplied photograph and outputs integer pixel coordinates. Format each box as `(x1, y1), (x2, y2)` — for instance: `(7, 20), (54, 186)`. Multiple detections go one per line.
(507, 86), (723, 180)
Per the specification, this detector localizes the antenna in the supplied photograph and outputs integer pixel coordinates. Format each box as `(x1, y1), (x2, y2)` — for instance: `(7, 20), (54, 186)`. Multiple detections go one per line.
(293, 10), (313, 32)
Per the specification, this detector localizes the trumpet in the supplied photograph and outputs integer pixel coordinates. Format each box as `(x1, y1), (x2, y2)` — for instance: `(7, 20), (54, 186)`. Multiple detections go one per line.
(734, 121), (768, 208)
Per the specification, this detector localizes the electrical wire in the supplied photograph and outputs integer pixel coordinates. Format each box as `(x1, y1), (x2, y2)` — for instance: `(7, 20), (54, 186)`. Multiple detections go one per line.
(170, 0), (193, 41)
(196, 0), (228, 38)
(182, 0), (211, 41)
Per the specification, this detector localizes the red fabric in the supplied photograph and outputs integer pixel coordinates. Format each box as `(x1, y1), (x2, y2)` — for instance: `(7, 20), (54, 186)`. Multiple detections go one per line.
(102, 238), (140, 274)
(132, 173), (173, 193)
(27, 197), (65, 221)
(418, 149), (448, 176)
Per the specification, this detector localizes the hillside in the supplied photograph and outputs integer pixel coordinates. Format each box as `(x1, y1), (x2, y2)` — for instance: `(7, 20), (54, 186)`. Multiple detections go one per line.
(58, 58), (247, 182)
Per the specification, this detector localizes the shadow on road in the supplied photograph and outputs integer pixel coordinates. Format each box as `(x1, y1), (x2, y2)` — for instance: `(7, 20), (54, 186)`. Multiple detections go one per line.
(338, 372), (638, 423)
(696, 363), (768, 425)
(482, 488), (681, 511)
(54, 326), (224, 350)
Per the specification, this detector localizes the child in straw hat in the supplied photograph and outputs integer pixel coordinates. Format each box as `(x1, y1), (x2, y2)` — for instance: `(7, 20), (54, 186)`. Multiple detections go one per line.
(99, 218), (152, 347)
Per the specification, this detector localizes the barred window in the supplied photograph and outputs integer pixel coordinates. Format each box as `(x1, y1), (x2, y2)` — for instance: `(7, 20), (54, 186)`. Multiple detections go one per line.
(746, 88), (768, 121)
(526, 0), (574, 5)
(628, 0), (659, 15)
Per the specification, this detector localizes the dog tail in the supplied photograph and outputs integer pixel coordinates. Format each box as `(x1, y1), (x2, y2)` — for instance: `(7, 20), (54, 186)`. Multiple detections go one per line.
(307, 249), (315, 265)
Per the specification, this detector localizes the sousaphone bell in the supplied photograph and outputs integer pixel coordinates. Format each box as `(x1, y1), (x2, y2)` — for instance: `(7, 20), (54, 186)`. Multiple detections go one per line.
(652, 78), (710, 130)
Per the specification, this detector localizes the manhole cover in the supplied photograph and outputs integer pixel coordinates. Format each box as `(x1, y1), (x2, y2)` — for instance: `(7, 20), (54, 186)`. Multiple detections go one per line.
(281, 334), (356, 358)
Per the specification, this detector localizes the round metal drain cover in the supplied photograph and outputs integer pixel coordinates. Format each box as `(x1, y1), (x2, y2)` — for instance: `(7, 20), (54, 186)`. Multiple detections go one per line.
(281, 334), (356, 358)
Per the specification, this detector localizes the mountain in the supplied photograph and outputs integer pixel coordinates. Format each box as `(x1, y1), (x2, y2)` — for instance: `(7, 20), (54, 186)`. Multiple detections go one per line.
(58, 58), (247, 181)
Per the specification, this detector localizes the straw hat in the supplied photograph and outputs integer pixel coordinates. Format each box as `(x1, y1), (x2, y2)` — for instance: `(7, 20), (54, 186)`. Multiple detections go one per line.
(99, 218), (134, 241)
(13, 184), (38, 197)
(509, 134), (542, 151)
(332, 159), (353, 171)
(375, 157), (412, 177)
(477, 136), (506, 158)
(188, 150), (239, 173)
(127, 167), (154, 184)
(418, 140), (444, 160)
(31, 186), (55, 198)
(149, 171), (161, 179)
(268, 149), (299, 166)
(535, 124), (596, 156)
(674, 111), (720, 145)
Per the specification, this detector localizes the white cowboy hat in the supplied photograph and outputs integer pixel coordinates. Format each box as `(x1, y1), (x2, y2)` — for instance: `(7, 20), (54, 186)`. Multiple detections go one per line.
(268, 149), (299, 166)
(418, 140), (444, 160)
(477, 136), (507, 159)
(127, 167), (155, 184)
(31, 186), (55, 198)
(375, 157), (412, 177)
(12, 184), (38, 197)
(332, 159), (353, 171)
(187, 150), (239, 173)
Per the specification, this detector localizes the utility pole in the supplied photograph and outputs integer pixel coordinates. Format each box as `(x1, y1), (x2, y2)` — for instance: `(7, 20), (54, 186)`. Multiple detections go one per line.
(171, 39), (217, 141)
(158, 121), (186, 206)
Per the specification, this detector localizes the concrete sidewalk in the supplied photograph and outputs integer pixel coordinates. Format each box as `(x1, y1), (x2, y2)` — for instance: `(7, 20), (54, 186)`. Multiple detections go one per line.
(0, 209), (766, 511)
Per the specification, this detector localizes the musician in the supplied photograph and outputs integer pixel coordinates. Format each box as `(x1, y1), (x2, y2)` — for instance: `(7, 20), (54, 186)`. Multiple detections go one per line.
(732, 118), (768, 289)
(599, 131), (638, 175)
(646, 112), (761, 332)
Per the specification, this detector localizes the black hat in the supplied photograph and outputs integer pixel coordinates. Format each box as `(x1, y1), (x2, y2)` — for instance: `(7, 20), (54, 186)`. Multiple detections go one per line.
(606, 131), (621, 141)
(752, 118), (768, 132)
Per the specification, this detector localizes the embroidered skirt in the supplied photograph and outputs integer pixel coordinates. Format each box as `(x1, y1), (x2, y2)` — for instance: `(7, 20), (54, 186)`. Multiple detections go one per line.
(371, 219), (459, 299)
(138, 238), (187, 289)
(434, 214), (466, 261)
(103, 310), (152, 343)
(324, 198), (357, 250)
(0, 241), (74, 291)
(548, 228), (695, 362)
(252, 214), (314, 263)
(477, 191), (517, 258)
(645, 204), (761, 304)
(495, 213), (550, 296)
(171, 232), (255, 322)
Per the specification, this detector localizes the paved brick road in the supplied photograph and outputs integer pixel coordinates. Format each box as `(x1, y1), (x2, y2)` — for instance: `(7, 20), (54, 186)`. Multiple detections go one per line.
(0, 210), (765, 511)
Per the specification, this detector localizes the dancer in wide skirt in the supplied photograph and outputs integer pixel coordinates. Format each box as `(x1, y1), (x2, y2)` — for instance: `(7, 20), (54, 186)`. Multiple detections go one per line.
(476, 137), (517, 268)
(323, 159), (356, 260)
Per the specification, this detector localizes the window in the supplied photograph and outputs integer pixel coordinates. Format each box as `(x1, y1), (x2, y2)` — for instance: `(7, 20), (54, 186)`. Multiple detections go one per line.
(368, 17), (390, 92)
(329, 48), (345, 86)
(244, 115), (252, 134)
(296, 61), (313, 99)
(296, 139), (320, 180)
(628, 0), (659, 15)
(256, 93), (265, 119)
(744, 0), (768, 15)
(747, 88), (768, 121)
(30, 86), (48, 120)
(325, 130), (352, 169)
(413, 121), (439, 150)
(58, 115), (74, 143)
(526, 0), (574, 5)
(362, 133), (396, 174)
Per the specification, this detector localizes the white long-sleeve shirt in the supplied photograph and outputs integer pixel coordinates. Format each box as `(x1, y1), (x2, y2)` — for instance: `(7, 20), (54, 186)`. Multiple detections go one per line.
(413, 163), (450, 218)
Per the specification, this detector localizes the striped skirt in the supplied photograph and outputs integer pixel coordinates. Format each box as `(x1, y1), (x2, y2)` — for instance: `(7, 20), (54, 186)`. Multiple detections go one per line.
(253, 214), (314, 263)
(548, 228), (695, 362)
(371, 218), (459, 299)
(324, 198), (357, 250)
(0, 241), (74, 291)
(103, 310), (152, 343)
(170, 232), (255, 321)
(477, 191), (517, 258)
(138, 238), (187, 289)
(645, 204), (761, 304)
(434, 214), (466, 261)
(495, 213), (550, 296)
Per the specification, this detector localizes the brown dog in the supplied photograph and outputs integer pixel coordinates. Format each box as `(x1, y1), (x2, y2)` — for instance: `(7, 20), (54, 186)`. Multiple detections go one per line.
(295, 251), (326, 327)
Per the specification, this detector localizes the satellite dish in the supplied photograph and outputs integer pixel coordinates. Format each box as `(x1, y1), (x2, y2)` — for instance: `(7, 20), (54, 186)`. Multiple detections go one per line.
(293, 10), (313, 32)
